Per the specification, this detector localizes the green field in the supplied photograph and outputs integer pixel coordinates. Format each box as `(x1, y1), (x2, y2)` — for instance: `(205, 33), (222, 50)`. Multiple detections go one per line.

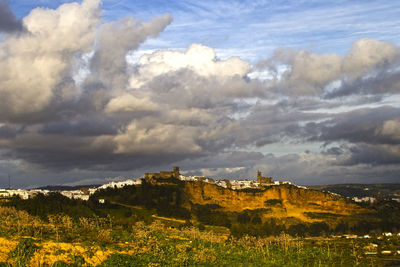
(1, 183), (400, 266)
(1, 198), (400, 266)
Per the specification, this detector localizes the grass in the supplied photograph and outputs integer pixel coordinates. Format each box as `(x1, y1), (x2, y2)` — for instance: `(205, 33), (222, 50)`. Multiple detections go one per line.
(0, 205), (399, 266)
(304, 212), (343, 219)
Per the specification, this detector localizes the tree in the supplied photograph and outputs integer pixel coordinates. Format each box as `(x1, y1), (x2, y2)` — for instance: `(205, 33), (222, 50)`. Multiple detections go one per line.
(309, 222), (329, 237)
(288, 223), (308, 237)
(237, 212), (251, 224)
(251, 215), (262, 225)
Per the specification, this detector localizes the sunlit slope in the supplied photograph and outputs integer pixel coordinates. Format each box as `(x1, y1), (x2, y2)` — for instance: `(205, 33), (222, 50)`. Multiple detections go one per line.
(183, 181), (367, 221)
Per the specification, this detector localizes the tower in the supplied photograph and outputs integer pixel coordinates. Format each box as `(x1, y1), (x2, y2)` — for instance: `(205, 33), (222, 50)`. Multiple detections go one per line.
(173, 166), (180, 178)
(257, 170), (262, 183)
(257, 171), (273, 185)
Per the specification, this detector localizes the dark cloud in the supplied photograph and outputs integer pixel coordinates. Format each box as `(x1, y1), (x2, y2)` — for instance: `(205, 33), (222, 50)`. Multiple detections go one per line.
(179, 151), (265, 171)
(286, 106), (400, 167)
(39, 119), (118, 136)
(0, 125), (18, 139)
(0, 0), (24, 33)
(304, 106), (400, 145)
(343, 144), (400, 166)
(322, 146), (345, 156)
(324, 64), (400, 99)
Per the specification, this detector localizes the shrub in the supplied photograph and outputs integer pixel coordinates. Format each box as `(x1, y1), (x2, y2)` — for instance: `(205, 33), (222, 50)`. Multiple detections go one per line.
(264, 199), (282, 206)
(309, 222), (329, 236)
(237, 212), (251, 224)
(99, 253), (143, 266)
(251, 215), (262, 225)
(288, 223), (308, 237)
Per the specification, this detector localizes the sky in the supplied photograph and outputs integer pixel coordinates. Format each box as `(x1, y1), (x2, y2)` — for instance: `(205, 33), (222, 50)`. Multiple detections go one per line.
(1, 0), (400, 188)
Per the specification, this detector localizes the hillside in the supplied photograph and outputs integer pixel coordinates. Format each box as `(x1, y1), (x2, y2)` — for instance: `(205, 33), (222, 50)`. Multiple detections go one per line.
(183, 181), (365, 222)
(1, 205), (396, 266)
(5, 177), (400, 237)
(86, 178), (386, 237)
(2, 179), (400, 265)
(308, 184), (400, 199)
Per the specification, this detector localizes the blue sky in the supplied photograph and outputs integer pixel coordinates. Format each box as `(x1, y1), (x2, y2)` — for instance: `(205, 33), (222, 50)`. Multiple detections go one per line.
(10, 0), (400, 61)
(1, 0), (400, 187)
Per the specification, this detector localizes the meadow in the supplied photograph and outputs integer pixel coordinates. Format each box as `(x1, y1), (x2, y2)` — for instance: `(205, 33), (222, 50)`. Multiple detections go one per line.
(0, 204), (399, 266)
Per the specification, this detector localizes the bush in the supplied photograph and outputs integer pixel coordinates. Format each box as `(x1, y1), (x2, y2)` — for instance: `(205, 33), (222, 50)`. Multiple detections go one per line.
(288, 223), (308, 237)
(262, 218), (284, 236)
(251, 215), (262, 225)
(264, 199), (282, 206)
(237, 212), (251, 224)
(309, 222), (329, 237)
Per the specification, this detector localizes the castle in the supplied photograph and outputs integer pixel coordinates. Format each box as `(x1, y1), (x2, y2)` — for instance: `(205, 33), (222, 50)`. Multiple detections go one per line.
(145, 167), (180, 183)
(143, 167), (276, 188)
(257, 170), (274, 185)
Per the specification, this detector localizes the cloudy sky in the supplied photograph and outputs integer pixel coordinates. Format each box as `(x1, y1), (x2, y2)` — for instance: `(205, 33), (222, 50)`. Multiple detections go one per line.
(1, 0), (400, 188)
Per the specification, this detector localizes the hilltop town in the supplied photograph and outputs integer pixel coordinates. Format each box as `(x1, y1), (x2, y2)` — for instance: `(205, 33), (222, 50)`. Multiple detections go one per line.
(0, 167), (301, 201)
(1, 167), (398, 204)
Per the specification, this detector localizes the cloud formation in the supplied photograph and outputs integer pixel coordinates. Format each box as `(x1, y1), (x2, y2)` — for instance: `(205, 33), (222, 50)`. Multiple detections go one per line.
(1, 0), (400, 187)
(256, 38), (400, 96)
(0, 0), (24, 33)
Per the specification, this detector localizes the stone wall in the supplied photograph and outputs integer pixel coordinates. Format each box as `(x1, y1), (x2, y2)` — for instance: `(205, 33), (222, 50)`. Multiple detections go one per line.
(145, 167), (180, 183)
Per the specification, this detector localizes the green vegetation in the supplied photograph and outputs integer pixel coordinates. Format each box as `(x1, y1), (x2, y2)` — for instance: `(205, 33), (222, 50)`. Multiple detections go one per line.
(91, 180), (190, 220)
(3, 193), (95, 220)
(265, 199), (282, 206)
(1, 182), (400, 265)
(192, 203), (231, 228)
(8, 238), (39, 266)
(304, 212), (342, 219)
(5, 183), (400, 238)
(1, 204), (400, 266)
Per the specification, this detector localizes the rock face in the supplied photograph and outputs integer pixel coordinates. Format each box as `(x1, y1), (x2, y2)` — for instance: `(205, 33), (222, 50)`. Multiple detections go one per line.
(183, 181), (365, 221)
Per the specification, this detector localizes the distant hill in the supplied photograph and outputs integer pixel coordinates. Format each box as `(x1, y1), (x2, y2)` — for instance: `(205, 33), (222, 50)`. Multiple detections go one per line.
(308, 184), (400, 199)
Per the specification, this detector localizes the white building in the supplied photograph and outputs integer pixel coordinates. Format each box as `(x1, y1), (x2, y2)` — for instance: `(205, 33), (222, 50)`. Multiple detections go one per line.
(6, 189), (30, 199)
(98, 179), (142, 190)
(60, 190), (90, 200)
(352, 197), (376, 203)
(0, 190), (10, 198)
(230, 180), (259, 190)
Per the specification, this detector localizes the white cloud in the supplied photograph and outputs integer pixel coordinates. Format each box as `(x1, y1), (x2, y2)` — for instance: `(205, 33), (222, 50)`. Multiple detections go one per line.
(112, 122), (203, 155)
(0, 0), (101, 118)
(91, 13), (173, 88)
(105, 94), (159, 113)
(130, 44), (250, 88)
(343, 38), (400, 77)
(256, 38), (400, 96)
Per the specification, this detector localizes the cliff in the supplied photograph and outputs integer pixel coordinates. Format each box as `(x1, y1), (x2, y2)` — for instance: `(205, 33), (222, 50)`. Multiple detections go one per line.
(183, 181), (366, 222)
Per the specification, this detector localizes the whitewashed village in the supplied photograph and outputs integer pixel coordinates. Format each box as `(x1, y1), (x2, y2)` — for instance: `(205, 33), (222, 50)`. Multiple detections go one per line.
(1, 167), (398, 204)
(0, 167), (302, 201)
